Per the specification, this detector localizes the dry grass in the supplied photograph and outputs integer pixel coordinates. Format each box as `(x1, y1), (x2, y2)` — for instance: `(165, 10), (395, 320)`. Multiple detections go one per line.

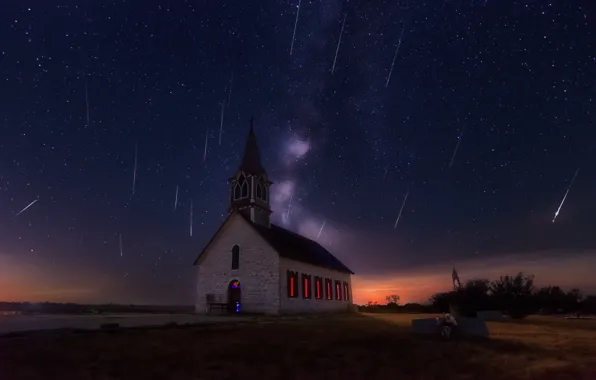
(0, 313), (595, 379)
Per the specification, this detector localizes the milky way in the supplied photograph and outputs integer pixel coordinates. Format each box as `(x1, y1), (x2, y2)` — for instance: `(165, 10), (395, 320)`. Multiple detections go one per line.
(0, 1), (594, 305)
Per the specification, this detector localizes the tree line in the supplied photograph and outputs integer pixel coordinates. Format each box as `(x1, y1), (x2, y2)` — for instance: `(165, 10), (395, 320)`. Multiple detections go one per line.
(359, 272), (596, 319)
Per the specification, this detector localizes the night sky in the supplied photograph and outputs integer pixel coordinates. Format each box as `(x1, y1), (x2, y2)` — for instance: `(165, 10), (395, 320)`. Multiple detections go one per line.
(1, 1), (595, 305)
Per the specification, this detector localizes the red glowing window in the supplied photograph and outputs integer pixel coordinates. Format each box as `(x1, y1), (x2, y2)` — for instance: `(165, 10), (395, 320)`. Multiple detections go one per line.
(326, 279), (332, 300)
(315, 277), (322, 299)
(343, 282), (349, 300)
(287, 270), (298, 298)
(335, 281), (342, 300)
(302, 274), (312, 299)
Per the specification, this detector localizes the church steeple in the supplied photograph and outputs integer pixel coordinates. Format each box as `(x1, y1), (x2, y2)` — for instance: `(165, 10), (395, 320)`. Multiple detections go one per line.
(229, 118), (272, 227)
(238, 118), (266, 176)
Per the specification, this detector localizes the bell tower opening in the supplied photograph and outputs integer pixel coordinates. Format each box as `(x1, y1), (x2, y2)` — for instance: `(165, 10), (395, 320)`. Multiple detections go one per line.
(229, 118), (272, 227)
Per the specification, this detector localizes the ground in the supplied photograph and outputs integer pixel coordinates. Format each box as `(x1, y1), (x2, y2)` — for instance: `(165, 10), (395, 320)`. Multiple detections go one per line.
(0, 313), (595, 379)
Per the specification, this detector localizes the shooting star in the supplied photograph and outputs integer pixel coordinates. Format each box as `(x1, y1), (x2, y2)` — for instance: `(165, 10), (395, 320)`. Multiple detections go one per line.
(386, 22), (406, 87)
(132, 142), (138, 195)
(85, 83), (90, 126)
(228, 71), (234, 106)
(552, 167), (580, 223)
(15, 199), (39, 217)
(286, 195), (293, 220)
(331, 14), (347, 75)
(119, 234), (123, 257)
(219, 101), (225, 146)
(449, 121), (466, 168)
(174, 185), (179, 210)
(393, 189), (409, 228)
(383, 166), (389, 180)
(203, 129), (208, 163)
(189, 199), (193, 237)
(316, 220), (326, 240)
(289, 0), (301, 55)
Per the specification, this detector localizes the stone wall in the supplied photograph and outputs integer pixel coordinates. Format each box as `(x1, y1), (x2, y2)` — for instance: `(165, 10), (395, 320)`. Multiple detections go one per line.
(279, 257), (352, 313)
(195, 214), (280, 314)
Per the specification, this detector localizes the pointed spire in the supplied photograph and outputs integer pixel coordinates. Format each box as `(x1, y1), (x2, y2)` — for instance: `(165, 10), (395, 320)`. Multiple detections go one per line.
(238, 117), (266, 176)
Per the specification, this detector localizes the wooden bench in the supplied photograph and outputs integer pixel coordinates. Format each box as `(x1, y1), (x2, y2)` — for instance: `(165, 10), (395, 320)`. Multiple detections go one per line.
(206, 294), (228, 313)
(208, 303), (228, 312)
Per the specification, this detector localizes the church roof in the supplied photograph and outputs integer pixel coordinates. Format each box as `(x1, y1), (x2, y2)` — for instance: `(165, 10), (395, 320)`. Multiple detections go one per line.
(245, 215), (354, 275)
(238, 119), (266, 176)
(193, 212), (354, 275)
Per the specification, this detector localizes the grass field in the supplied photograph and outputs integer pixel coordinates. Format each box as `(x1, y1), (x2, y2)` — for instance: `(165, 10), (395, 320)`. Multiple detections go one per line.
(1, 313), (595, 379)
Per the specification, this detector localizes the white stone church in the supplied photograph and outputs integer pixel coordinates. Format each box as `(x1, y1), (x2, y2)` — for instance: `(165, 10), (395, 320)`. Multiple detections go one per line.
(193, 121), (354, 314)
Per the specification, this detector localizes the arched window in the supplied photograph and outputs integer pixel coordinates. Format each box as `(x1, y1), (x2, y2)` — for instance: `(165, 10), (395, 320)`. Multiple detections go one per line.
(233, 184), (241, 200)
(335, 280), (342, 300)
(263, 186), (268, 202)
(256, 182), (262, 199)
(287, 270), (299, 298)
(343, 282), (349, 301)
(236, 174), (248, 199)
(302, 273), (312, 299)
(314, 277), (323, 299)
(241, 181), (248, 198)
(325, 278), (332, 300)
(231, 245), (240, 270)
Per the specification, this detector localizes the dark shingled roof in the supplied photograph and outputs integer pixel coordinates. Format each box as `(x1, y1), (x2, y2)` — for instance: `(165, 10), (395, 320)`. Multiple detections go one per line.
(242, 215), (354, 274)
(194, 212), (354, 275)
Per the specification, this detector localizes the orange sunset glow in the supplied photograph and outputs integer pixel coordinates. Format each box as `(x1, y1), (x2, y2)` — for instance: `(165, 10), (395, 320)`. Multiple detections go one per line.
(2, 248), (596, 306)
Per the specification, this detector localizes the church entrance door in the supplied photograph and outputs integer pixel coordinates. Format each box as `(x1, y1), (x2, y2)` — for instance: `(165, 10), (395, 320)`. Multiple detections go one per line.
(228, 280), (241, 313)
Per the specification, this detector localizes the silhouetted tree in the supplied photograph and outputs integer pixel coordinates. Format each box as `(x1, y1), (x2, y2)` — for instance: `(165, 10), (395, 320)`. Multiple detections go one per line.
(580, 295), (596, 314)
(448, 278), (492, 317)
(567, 288), (583, 312)
(428, 272), (590, 318)
(536, 286), (568, 313)
(429, 292), (452, 313)
(489, 272), (536, 318)
(384, 294), (400, 310)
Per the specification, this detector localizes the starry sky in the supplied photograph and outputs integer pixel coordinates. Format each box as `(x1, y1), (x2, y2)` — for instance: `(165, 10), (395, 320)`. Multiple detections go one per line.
(1, 0), (595, 306)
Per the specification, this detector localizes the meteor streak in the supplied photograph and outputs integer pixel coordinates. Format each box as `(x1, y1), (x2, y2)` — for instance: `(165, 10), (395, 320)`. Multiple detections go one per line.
(132, 142), (138, 195)
(552, 167), (580, 223)
(449, 121), (466, 168)
(331, 14), (347, 74)
(16, 199), (39, 217)
(394, 189), (409, 228)
(228, 71), (234, 106)
(189, 199), (194, 236)
(174, 185), (179, 210)
(286, 195), (293, 220)
(289, 0), (301, 55)
(203, 130), (208, 163)
(85, 83), (90, 126)
(219, 102), (225, 146)
(317, 220), (326, 240)
(385, 22), (406, 87)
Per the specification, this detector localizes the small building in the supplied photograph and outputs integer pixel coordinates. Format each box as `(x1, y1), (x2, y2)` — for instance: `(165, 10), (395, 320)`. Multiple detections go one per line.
(193, 121), (354, 314)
